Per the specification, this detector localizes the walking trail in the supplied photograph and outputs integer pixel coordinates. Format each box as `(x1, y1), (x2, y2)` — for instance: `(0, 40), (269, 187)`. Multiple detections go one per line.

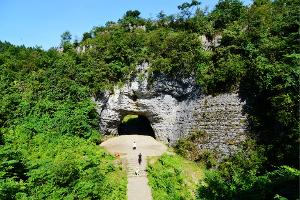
(100, 135), (167, 200)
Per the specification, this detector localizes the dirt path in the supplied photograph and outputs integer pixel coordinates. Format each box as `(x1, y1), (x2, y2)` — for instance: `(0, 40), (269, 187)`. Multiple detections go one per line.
(100, 135), (167, 200)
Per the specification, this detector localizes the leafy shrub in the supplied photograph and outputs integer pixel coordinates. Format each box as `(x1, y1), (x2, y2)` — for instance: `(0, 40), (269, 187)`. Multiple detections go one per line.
(0, 146), (28, 200)
(1, 134), (127, 199)
(198, 165), (300, 200)
(174, 131), (217, 168)
(197, 143), (299, 200)
(148, 154), (204, 200)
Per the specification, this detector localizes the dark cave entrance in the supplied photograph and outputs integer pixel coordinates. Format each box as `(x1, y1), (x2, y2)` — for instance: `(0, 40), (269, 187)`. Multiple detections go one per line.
(118, 114), (155, 138)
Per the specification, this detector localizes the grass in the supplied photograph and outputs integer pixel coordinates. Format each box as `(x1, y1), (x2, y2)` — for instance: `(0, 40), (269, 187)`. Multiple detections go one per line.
(122, 114), (139, 123)
(147, 153), (205, 200)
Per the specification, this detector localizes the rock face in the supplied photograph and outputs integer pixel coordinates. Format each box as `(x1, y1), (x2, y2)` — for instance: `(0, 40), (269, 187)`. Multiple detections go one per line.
(200, 34), (222, 50)
(94, 63), (248, 157)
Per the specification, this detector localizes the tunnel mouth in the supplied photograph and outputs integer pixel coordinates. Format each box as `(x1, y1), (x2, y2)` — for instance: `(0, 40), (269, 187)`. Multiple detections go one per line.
(118, 114), (155, 138)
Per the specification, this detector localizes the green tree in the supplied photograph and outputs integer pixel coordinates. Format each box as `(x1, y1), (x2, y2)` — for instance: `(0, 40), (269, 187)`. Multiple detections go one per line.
(82, 32), (92, 41)
(124, 10), (141, 18)
(210, 0), (246, 30)
(119, 10), (145, 29)
(60, 31), (72, 50)
(177, 0), (200, 19)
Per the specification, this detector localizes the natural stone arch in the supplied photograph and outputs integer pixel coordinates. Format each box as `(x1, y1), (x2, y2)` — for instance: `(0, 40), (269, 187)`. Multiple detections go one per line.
(94, 63), (248, 159)
(118, 114), (155, 138)
(97, 90), (176, 142)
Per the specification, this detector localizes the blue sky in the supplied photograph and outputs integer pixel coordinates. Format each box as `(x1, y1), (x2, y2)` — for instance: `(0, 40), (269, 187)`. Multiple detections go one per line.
(0, 0), (251, 50)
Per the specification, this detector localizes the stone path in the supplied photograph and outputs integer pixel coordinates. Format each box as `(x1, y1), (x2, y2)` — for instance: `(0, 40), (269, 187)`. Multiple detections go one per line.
(100, 135), (167, 200)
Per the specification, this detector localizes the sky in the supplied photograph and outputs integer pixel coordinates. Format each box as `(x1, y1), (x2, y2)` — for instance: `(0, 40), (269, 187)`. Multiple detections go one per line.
(0, 0), (252, 50)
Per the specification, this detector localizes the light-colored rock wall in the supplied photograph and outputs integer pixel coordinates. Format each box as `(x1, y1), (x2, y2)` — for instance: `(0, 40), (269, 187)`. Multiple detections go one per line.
(94, 63), (248, 157)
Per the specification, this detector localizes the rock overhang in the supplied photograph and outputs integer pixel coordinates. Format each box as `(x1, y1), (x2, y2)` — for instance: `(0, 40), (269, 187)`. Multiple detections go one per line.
(94, 63), (248, 157)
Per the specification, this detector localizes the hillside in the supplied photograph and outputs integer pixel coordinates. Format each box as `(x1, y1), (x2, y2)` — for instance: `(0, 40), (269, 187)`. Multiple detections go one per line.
(0, 0), (299, 199)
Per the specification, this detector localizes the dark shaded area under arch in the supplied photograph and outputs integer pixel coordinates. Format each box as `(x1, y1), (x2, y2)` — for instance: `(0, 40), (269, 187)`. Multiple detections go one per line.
(118, 115), (155, 138)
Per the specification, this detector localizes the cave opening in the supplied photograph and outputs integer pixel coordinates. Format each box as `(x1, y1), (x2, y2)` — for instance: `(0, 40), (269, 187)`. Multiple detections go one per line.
(118, 114), (155, 138)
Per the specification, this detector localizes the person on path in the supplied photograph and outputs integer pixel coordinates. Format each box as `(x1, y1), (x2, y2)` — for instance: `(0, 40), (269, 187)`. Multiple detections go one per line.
(133, 141), (136, 150)
(138, 153), (142, 165)
(135, 167), (140, 176)
(167, 137), (171, 147)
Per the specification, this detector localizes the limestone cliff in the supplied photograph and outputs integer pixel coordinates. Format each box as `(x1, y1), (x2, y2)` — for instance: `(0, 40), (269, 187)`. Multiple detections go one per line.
(94, 63), (248, 157)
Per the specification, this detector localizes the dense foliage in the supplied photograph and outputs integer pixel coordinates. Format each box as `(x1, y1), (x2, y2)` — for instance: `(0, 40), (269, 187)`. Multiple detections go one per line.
(174, 131), (218, 168)
(197, 142), (299, 200)
(0, 43), (127, 199)
(147, 154), (204, 200)
(1, 0), (299, 199)
(199, 161), (299, 200)
(173, 0), (299, 199)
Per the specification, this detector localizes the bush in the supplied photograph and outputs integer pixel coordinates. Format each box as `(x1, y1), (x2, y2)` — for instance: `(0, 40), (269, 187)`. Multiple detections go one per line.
(174, 131), (217, 168)
(23, 135), (126, 199)
(148, 154), (204, 200)
(197, 146), (299, 200)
